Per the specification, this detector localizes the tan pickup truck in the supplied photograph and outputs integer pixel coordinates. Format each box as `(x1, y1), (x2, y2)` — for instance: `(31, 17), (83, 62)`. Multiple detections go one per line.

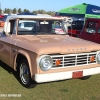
(1, 15), (100, 88)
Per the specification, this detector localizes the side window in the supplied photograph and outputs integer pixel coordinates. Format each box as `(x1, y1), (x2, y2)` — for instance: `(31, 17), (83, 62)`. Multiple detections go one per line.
(18, 23), (21, 28)
(9, 20), (16, 34)
(18, 20), (38, 31)
(52, 21), (62, 29)
(98, 27), (100, 34)
(98, 28), (100, 33)
(85, 22), (98, 34)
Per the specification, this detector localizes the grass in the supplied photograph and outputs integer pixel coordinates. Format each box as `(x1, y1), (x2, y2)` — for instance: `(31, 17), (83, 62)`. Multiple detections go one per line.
(0, 61), (100, 100)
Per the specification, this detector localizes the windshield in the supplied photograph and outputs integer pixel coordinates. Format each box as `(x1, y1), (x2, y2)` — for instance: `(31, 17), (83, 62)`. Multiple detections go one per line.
(17, 19), (66, 35)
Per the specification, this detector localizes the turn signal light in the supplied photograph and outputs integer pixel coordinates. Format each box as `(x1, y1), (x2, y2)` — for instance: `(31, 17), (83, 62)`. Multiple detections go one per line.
(55, 59), (61, 66)
(90, 56), (95, 62)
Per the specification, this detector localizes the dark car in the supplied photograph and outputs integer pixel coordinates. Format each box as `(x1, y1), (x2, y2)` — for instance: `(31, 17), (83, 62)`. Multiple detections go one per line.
(79, 18), (100, 43)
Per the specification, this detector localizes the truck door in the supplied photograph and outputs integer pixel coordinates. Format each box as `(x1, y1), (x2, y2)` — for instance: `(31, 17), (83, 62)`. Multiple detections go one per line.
(80, 21), (98, 43)
(95, 25), (100, 43)
(0, 34), (12, 66)
(0, 20), (17, 67)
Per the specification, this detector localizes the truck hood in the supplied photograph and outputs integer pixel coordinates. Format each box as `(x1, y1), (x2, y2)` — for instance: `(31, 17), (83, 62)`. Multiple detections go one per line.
(15, 35), (100, 55)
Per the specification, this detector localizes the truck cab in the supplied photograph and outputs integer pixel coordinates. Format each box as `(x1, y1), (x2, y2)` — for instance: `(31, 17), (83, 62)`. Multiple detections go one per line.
(79, 18), (100, 43)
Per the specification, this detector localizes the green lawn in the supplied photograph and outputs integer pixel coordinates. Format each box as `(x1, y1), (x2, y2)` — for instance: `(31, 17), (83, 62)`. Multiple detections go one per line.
(0, 61), (100, 100)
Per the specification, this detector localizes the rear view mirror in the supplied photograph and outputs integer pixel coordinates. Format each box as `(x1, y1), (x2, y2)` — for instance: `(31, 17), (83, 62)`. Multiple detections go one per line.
(40, 22), (49, 24)
(4, 22), (11, 34)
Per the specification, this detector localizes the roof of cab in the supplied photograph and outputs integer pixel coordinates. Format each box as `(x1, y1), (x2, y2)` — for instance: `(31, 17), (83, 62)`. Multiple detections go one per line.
(86, 18), (100, 20)
(6, 15), (64, 21)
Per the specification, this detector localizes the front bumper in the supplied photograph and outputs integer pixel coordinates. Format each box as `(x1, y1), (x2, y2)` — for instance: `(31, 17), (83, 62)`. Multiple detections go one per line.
(34, 67), (100, 83)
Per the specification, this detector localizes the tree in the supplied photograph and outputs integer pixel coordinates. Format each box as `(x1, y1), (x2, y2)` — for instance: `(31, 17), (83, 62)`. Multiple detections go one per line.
(18, 8), (22, 14)
(6, 8), (11, 14)
(47, 11), (55, 16)
(23, 9), (30, 12)
(3, 8), (7, 13)
(13, 8), (17, 14)
(41, 10), (46, 14)
(32, 10), (38, 14)
(0, 9), (2, 14)
(2, 7), (56, 15)
(37, 10), (42, 14)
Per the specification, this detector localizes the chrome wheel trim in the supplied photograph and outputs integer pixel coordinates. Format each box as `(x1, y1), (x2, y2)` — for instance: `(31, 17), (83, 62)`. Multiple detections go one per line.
(20, 63), (29, 85)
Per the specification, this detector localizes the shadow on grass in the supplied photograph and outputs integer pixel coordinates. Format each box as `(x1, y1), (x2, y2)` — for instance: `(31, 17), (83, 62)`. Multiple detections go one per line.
(0, 60), (37, 89)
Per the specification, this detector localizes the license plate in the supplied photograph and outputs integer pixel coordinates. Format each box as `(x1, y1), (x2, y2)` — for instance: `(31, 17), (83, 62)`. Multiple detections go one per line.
(72, 71), (83, 79)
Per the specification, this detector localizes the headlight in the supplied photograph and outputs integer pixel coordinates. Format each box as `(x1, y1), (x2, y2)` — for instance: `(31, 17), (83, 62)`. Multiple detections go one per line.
(37, 55), (53, 71)
(97, 52), (100, 64)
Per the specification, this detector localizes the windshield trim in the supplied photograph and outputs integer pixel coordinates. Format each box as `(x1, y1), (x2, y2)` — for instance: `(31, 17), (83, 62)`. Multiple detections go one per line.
(16, 19), (67, 35)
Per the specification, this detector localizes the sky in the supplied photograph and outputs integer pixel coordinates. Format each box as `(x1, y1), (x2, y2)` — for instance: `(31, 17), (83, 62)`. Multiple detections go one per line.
(1, 0), (100, 12)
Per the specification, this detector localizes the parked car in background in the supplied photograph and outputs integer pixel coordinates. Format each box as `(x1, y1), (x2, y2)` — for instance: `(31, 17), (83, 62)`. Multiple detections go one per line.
(1, 15), (100, 88)
(68, 18), (84, 37)
(79, 18), (100, 43)
(0, 15), (8, 27)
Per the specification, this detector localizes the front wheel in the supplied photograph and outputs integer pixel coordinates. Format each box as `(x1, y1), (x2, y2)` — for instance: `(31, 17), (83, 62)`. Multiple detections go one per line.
(18, 59), (32, 88)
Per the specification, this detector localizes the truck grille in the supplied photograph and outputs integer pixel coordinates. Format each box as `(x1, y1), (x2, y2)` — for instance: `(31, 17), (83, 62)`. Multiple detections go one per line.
(50, 52), (97, 68)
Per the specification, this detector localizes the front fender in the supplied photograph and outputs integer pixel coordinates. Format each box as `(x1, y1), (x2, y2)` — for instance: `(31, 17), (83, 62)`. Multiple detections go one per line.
(14, 50), (32, 77)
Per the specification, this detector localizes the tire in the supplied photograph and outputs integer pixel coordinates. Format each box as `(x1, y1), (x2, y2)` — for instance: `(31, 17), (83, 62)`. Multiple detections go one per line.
(18, 59), (32, 88)
(80, 75), (91, 80)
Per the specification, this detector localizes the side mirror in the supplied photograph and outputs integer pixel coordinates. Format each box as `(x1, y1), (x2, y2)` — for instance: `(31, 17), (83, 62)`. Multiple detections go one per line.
(4, 22), (11, 34)
(63, 18), (73, 23)
(63, 18), (73, 33)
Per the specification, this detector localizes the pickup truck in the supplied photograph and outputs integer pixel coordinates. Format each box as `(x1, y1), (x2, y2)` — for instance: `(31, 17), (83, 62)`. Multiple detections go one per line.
(79, 18), (100, 43)
(1, 15), (100, 88)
